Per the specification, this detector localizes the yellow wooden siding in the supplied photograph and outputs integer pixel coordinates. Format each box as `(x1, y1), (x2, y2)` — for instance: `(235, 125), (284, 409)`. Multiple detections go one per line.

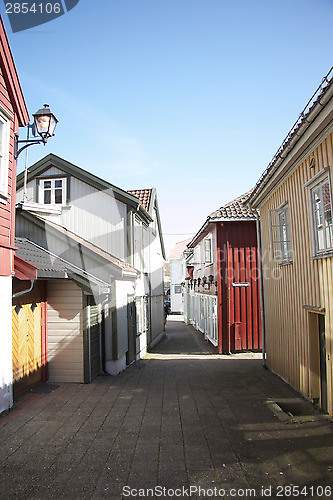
(47, 280), (84, 383)
(260, 131), (333, 414)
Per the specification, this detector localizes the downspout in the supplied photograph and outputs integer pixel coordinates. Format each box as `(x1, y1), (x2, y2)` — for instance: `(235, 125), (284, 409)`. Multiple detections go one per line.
(254, 211), (267, 368)
(12, 279), (36, 300)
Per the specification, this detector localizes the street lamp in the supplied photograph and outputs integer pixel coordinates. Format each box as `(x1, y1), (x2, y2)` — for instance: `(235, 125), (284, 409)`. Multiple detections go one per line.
(15, 104), (58, 159)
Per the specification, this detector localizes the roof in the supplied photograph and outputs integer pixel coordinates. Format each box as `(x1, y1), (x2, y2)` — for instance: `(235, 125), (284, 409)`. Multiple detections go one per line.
(0, 15), (29, 126)
(209, 190), (258, 221)
(16, 153), (166, 260)
(188, 190), (258, 248)
(169, 238), (192, 259)
(127, 189), (152, 213)
(15, 237), (111, 294)
(248, 67), (333, 205)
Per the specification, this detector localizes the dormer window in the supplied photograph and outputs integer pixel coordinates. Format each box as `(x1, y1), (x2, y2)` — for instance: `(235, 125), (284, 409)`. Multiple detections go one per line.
(39, 177), (67, 206)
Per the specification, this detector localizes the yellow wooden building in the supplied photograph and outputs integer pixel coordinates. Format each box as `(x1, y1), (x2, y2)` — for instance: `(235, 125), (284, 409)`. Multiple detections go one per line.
(248, 68), (333, 415)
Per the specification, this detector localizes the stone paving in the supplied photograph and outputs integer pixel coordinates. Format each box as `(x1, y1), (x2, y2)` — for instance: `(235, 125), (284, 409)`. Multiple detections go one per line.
(0, 315), (333, 499)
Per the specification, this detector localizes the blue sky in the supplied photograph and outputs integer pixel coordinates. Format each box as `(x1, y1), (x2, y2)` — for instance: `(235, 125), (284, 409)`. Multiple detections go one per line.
(1, 0), (332, 254)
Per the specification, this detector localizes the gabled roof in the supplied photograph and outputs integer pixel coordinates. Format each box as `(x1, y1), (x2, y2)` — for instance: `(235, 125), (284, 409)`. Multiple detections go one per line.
(15, 237), (111, 294)
(0, 15), (29, 126)
(209, 190), (258, 221)
(248, 67), (333, 206)
(16, 153), (152, 222)
(188, 190), (257, 248)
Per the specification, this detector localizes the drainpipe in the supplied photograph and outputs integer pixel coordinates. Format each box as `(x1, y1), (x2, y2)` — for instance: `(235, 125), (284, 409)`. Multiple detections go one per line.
(255, 212), (267, 368)
(12, 279), (36, 300)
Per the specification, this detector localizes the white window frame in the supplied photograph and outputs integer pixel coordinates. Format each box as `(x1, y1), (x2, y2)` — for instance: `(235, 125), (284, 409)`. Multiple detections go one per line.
(204, 237), (212, 265)
(269, 202), (292, 264)
(0, 109), (11, 202)
(306, 168), (333, 256)
(194, 246), (201, 269)
(38, 177), (67, 206)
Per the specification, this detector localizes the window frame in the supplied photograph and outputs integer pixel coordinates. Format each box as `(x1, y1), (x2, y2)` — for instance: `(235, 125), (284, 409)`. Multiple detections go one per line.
(0, 109), (11, 202)
(306, 168), (333, 257)
(204, 237), (213, 265)
(38, 176), (68, 206)
(269, 201), (293, 264)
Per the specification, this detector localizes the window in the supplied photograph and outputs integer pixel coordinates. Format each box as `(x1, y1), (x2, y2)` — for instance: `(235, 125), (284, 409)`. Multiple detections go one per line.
(194, 247), (200, 268)
(204, 238), (212, 264)
(174, 285), (182, 294)
(270, 202), (292, 263)
(309, 173), (333, 255)
(39, 177), (67, 205)
(0, 110), (10, 201)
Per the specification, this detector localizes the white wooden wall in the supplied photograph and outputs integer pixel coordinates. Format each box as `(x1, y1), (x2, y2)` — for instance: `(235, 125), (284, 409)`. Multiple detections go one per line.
(17, 166), (127, 260)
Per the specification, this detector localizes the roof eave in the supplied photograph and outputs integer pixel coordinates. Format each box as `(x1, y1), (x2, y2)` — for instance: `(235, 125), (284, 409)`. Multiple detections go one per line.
(209, 217), (256, 222)
(249, 75), (333, 207)
(187, 219), (210, 248)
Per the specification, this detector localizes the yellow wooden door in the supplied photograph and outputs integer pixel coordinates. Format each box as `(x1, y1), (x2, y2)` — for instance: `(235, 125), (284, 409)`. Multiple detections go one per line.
(12, 285), (42, 396)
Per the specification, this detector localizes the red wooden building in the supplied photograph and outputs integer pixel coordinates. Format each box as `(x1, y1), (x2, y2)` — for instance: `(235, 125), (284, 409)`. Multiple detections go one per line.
(184, 191), (262, 354)
(0, 15), (30, 412)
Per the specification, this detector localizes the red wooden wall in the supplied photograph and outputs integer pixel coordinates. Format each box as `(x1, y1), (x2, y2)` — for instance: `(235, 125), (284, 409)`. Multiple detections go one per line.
(0, 15), (29, 277)
(218, 221), (262, 353)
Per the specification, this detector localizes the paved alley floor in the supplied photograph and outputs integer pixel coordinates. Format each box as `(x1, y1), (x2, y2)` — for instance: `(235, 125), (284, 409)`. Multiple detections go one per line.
(1, 315), (333, 499)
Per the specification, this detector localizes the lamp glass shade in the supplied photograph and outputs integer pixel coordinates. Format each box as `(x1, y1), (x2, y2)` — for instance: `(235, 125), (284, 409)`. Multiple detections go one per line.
(33, 105), (58, 141)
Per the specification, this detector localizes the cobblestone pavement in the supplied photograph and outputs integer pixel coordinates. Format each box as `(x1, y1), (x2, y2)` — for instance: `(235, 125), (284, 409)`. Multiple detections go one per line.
(1, 315), (333, 499)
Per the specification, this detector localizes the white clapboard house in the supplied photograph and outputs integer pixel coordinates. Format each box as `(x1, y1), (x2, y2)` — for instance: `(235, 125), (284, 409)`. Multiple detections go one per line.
(15, 154), (165, 383)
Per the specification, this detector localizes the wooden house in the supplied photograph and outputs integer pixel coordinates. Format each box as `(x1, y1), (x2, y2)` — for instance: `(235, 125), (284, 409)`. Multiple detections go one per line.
(248, 69), (333, 415)
(0, 15), (30, 412)
(184, 192), (261, 354)
(15, 154), (165, 382)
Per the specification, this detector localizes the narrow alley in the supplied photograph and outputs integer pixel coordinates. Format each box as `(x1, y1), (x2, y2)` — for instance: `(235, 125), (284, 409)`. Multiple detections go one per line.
(0, 316), (332, 499)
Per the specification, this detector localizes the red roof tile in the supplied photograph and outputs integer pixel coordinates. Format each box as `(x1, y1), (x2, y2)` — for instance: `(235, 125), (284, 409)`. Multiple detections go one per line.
(127, 189), (152, 213)
(209, 190), (258, 220)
